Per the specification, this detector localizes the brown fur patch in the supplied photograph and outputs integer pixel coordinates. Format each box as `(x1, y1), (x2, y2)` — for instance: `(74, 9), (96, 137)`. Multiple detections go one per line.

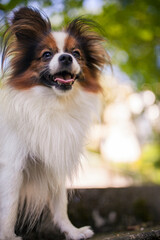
(64, 35), (83, 61)
(80, 66), (102, 93)
(35, 34), (58, 59)
(64, 35), (78, 51)
(8, 33), (57, 90)
(2, 7), (57, 90)
(9, 71), (39, 90)
(66, 17), (111, 93)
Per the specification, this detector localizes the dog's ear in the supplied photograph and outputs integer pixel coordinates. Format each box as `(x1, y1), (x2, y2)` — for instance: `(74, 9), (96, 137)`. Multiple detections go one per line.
(66, 18), (111, 93)
(11, 7), (51, 42)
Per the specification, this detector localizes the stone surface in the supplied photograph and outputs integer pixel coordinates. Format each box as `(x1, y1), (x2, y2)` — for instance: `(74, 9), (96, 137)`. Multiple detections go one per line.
(22, 227), (160, 240)
(68, 186), (160, 233)
(17, 186), (160, 239)
(92, 227), (160, 239)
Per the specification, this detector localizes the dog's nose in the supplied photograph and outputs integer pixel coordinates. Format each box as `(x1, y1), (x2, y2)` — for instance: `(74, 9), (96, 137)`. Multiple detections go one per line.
(59, 54), (73, 65)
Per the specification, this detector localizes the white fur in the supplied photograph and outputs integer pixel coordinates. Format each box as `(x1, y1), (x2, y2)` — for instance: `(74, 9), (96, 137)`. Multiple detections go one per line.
(53, 31), (67, 52)
(49, 32), (81, 90)
(0, 79), (97, 239)
(49, 51), (80, 77)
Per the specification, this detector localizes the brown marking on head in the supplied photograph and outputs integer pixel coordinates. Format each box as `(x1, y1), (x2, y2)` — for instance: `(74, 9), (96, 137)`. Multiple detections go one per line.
(35, 34), (58, 59)
(79, 66), (102, 93)
(64, 34), (84, 73)
(64, 35), (78, 51)
(66, 17), (111, 93)
(9, 70), (39, 90)
(8, 33), (58, 90)
(2, 7), (57, 90)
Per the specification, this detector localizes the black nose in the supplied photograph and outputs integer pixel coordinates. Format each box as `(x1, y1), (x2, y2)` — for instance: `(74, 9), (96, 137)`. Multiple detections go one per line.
(59, 54), (73, 65)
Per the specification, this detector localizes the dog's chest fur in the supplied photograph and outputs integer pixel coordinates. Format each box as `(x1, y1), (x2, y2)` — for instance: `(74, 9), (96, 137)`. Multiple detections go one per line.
(0, 86), (97, 178)
(0, 85), (97, 226)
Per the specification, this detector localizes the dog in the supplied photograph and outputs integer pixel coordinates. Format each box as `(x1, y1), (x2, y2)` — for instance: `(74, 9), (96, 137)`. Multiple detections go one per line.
(0, 7), (109, 240)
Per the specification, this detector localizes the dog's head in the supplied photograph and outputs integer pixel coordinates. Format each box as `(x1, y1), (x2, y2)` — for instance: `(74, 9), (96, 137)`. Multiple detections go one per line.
(2, 7), (110, 95)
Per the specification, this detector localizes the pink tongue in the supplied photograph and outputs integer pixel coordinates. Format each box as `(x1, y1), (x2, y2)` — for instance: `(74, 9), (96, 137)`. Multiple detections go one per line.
(55, 78), (74, 83)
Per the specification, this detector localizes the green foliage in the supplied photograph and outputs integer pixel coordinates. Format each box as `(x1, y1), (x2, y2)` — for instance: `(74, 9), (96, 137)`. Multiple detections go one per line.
(94, 0), (160, 98)
(0, 0), (160, 97)
(106, 143), (160, 185)
(138, 144), (160, 184)
(0, 0), (26, 11)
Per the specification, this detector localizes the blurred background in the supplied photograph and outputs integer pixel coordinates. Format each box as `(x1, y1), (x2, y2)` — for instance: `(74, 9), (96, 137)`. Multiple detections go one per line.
(0, 0), (160, 188)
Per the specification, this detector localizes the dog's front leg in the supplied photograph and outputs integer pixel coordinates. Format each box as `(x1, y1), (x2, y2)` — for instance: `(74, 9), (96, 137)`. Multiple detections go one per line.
(50, 186), (94, 240)
(0, 166), (23, 240)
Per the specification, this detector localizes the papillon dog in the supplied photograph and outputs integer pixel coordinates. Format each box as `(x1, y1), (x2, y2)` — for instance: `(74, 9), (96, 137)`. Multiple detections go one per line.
(0, 7), (109, 240)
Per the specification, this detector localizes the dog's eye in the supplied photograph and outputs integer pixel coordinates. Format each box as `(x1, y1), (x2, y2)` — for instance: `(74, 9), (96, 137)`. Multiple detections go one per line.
(42, 51), (52, 61)
(72, 50), (81, 59)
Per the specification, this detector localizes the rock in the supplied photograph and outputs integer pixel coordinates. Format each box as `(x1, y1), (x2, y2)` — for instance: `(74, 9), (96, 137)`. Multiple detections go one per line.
(16, 186), (160, 239)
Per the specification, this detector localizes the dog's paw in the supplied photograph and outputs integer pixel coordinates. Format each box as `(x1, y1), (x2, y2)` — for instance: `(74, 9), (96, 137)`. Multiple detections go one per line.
(65, 226), (94, 240)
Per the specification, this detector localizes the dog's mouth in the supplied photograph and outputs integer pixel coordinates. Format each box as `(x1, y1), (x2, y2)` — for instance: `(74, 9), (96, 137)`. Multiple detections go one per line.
(52, 71), (76, 90)
(41, 70), (77, 91)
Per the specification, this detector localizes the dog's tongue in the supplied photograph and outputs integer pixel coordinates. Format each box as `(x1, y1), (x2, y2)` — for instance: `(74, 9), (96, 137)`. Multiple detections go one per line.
(54, 73), (74, 84)
(55, 78), (74, 84)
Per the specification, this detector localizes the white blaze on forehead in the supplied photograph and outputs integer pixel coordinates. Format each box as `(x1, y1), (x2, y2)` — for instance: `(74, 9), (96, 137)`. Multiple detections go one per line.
(49, 31), (81, 78)
(52, 31), (68, 52)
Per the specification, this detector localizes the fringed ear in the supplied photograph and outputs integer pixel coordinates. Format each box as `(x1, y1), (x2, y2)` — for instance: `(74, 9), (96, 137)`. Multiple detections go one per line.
(66, 17), (111, 93)
(2, 7), (52, 77)
(11, 7), (51, 42)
